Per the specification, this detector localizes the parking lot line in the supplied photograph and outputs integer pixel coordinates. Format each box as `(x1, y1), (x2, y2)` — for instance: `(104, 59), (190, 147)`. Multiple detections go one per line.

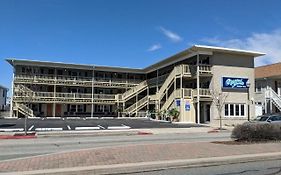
(67, 125), (71, 130)
(35, 128), (63, 131)
(108, 124), (131, 130)
(97, 125), (105, 129)
(0, 128), (24, 132)
(121, 124), (131, 129)
(75, 127), (100, 130)
(28, 125), (34, 131)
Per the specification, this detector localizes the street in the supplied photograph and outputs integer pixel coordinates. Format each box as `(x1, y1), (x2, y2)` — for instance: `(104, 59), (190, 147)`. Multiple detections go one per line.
(134, 159), (281, 175)
(0, 118), (203, 131)
(0, 132), (230, 161)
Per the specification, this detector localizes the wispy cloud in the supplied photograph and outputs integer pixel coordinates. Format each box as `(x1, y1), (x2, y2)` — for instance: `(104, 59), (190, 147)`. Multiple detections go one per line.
(147, 43), (162, 52)
(159, 27), (183, 42)
(201, 29), (281, 66)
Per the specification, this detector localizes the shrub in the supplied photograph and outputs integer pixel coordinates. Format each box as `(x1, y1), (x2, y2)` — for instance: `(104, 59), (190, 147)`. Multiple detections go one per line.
(168, 108), (180, 122)
(231, 122), (281, 141)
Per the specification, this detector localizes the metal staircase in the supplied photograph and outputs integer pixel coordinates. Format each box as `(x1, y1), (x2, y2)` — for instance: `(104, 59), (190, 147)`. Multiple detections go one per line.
(124, 96), (149, 114)
(160, 89), (193, 111)
(157, 65), (191, 101)
(14, 103), (35, 118)
(265, 87), (281, 111)
(118, 80), (148, 102)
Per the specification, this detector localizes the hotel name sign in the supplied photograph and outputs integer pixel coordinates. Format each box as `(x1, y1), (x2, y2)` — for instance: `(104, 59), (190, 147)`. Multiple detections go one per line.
(222, 77), (249, 89)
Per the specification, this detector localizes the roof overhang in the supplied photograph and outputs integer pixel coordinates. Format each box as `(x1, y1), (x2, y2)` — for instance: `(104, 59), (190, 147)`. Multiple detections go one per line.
(6, 45), (266, 74)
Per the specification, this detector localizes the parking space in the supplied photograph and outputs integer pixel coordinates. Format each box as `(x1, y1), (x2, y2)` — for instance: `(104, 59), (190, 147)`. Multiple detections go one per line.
(0, 118), (204, 132)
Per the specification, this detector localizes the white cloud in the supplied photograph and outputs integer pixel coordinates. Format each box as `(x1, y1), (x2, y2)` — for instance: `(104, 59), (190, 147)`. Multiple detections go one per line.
(201, 29), (281, 66)
(147, 43), (162, 52)
(159, 27), (183, 43)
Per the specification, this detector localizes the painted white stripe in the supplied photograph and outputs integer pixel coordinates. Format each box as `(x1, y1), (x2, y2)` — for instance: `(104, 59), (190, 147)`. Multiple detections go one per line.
(121, 124), (131, 129)
(108, 125), (131, 130)
(28, 125), (34, 131)
(97, 125), (105, 129)
(66, 117), (80, 120)
(67, 125), (71, 130)
(17, 118), (21, 120)
(0, 128), (24, 132)
(35, 128), (63, 131)
(75, 127), (100, 130)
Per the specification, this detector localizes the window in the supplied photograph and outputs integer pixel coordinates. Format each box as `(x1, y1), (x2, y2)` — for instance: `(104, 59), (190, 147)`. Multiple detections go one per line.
(229, 104), (234, 116)
(235, 105), (239, 116)
(225, 104), (246, 117)
(240, 105), (245, 116)
(225, 104), (228, 116)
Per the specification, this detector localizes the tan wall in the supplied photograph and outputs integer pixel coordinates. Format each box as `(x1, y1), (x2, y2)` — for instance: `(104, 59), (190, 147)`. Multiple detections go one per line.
(210, 53), (255, 126)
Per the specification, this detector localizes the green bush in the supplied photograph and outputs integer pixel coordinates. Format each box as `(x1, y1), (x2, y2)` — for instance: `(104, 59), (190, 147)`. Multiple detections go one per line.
(231, 123), (281, 141)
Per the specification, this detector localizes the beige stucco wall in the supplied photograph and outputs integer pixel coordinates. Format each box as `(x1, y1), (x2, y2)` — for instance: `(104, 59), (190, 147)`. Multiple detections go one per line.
(209, 52), (255, 126)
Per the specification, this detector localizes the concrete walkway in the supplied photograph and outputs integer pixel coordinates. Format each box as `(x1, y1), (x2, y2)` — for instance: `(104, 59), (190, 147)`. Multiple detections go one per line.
(0, 141), (280, 174)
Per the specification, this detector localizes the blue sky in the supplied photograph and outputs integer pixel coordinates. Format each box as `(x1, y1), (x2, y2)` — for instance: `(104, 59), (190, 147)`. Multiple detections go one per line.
(1, 0), (281, 95)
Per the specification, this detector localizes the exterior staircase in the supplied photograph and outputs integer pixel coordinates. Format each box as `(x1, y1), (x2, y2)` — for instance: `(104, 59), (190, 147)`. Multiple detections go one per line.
(265, 87), (281, 111)
(124, 96), (149, 114)
(14, 103), (35, 118)
(117, 80), (148, 102)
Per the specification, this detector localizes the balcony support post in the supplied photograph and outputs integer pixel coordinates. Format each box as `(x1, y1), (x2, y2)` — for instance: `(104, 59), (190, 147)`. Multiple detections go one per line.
(52, 69), (57, 117)
(10, 67), (15, 117)
(196, 53), (200, 124)
(91, 68), (94, 118)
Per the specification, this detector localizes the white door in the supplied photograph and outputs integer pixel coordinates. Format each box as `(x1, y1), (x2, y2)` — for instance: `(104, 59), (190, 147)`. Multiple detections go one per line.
(255, 105), (263, 117)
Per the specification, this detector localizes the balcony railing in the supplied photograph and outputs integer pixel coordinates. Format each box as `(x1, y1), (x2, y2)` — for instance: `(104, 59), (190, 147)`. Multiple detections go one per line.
(14, 74), (142, 86)
(193, 88), (211, 97)
(14, 91), (116, 100)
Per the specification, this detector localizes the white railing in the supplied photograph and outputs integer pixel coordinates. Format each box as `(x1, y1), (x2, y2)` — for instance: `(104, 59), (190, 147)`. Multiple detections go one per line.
(121, 80), (148, 100)
(125, 96), (149, 113)
(14, 91), (116, 100)
(15, 74), (141, 85)
(15, 103), (35, 118)
(199, 65), (212, 73)
(193, 88), (211, 97)
(160, 88), (193, 111)
(265, 87), (281, 111)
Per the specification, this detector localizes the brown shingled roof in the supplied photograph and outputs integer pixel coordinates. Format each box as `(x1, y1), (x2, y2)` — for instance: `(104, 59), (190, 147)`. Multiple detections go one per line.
(255, 62), (281, 79)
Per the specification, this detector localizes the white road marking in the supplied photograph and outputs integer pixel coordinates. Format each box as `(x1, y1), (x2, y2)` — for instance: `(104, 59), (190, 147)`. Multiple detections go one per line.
(35, 128), (63, 131)
(17, 118), (21, 120)
(0, 128), (24, 132)
(98, 125), (105, 129)
(75, 127), (100, 130)
(28, 125), (34, 131)
(67, 125), (71, 130)
(108, 124), (131, 130)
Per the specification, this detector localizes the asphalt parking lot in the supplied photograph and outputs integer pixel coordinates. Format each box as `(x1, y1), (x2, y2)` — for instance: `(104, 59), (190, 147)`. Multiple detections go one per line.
(0, 118), (204, 132)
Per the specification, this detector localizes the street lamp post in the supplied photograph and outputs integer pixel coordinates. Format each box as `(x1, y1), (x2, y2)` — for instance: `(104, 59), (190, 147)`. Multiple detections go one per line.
(246, 81), (251, 121)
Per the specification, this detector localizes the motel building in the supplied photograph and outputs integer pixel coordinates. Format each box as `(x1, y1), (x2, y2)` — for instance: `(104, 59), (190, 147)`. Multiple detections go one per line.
(255, 62), (281, 116)
(7, 45), (265, 126)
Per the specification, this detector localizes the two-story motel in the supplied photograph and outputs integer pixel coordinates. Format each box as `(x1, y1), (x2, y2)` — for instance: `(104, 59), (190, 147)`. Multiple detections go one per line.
(7, 45), (265, 126)
(255, 62), (281, 116)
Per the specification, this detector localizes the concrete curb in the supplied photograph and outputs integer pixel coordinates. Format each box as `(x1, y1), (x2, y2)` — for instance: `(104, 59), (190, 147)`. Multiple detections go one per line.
(36, 129), (154, 138)
(1, 152), (281, 175)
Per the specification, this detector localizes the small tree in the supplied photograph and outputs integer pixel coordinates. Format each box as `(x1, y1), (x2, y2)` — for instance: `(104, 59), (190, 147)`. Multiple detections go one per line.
(210, 89), (228, 130)
(168, 108), (180, 122)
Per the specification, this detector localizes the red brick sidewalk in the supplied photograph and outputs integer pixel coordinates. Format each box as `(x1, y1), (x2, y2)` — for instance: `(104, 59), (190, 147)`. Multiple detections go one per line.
(0, 142), (280, 173)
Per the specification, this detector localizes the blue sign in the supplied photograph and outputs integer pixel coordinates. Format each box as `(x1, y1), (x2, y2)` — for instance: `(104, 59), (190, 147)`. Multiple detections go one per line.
(222, 77), (249, 89)
(175, 100), (181, 107)
(185, 101), (190, 111)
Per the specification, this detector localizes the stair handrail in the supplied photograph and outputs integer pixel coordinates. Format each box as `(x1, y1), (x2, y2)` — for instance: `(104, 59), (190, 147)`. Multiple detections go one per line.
(266, 87), (281, 109)
(121, 80), (148, 100)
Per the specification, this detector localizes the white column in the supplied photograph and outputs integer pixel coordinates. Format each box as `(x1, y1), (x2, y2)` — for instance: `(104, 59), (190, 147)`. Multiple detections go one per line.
(10, 68), (15, 118)
(52, 69), (57, 117)
(91, 68), (94, 118)
(196, 53), (200, 124)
